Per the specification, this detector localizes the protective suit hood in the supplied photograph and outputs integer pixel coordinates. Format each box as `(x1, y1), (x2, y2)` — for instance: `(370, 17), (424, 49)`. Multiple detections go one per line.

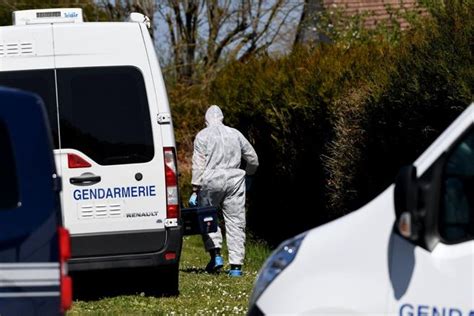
(205, 105), (224, 126)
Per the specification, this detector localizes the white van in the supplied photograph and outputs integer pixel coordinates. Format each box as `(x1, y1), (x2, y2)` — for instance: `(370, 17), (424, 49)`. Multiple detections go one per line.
(0, 8), (182, 287)
(248, 103), (474, 315)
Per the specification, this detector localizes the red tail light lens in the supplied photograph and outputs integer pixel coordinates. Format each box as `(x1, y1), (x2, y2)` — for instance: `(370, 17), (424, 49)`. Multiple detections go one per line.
(68, 153), (91, 168)
(60, 275), (72, 312)
(165, 252), (177, 260)
(167, 204), (179, 219)
(58, 227), (72, 312)
(164, 147), (179, 219)
(58, 227), (71, 261)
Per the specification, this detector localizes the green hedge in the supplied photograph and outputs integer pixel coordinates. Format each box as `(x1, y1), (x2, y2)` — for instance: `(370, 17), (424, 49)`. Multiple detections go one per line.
(359, 0), (473, 206)
(201, 0), (473, 244)
(208, 44), (390, 243)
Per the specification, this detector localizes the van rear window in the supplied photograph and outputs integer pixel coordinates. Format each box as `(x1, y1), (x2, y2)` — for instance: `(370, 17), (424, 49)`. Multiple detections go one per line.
(57, 66), (154, 165)
(0, 121), (19, 209)
(0, 70), (59, 148)
(0, 67), (154, 165)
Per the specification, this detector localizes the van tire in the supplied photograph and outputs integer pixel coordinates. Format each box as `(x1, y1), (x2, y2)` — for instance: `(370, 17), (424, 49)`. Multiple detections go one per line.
(160, 263), (179, 296)
(144, 264), (179, 297)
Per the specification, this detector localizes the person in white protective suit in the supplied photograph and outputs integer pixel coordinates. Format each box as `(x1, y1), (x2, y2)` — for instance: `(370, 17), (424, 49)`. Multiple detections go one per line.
(189, 105), (259, 277)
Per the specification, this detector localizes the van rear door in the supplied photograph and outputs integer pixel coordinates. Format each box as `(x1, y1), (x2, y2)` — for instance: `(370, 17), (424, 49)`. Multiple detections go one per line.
(0, 88), (62, 315)
(0, 24), (59, 148)
(52, 23), (168, 258)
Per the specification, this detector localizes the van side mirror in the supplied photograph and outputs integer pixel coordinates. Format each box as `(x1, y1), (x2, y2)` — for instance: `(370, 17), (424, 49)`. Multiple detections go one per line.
(394, 165), (419, 240)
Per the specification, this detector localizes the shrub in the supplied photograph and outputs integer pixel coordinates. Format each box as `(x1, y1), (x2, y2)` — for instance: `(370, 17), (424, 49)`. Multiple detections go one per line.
(167, 83), (210, 200)
(359, 0), (473, 208)
(207, 0), (472, 245)
(172, 0), (472, 245)
(209, 43), (392, 243)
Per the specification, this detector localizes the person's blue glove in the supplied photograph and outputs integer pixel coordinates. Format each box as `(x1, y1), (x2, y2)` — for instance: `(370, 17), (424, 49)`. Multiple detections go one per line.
(189, 192), (198, 207)
(245, 176), (254, 192)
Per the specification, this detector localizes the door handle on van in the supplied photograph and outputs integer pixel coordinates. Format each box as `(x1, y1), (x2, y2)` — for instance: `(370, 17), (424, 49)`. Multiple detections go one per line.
(69, 173), (101, 186)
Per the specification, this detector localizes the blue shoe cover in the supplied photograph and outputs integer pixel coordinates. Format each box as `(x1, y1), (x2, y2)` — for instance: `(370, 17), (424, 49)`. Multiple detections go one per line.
(215, 256), (224, 268)
(228, 269), (243, 277)
(206, 255), (224, 273)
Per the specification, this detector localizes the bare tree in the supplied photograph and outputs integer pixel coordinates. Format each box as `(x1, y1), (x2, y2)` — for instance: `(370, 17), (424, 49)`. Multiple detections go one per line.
(159, 1), (200, 84)
(99, 0), (157, 38)
(158, 0), (302, 84)
(294, 0), (329, 46)
(27, 0), (302, 84)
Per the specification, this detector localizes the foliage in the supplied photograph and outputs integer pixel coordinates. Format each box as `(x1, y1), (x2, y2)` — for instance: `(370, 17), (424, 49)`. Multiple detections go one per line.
(97, 0), (157, 38)
(201, 0), (473, 244)
(168, 83), (210, 201)
(297, 0), (427, 48)
(358, 0), (473, 208)
(209, 43), (391, 243)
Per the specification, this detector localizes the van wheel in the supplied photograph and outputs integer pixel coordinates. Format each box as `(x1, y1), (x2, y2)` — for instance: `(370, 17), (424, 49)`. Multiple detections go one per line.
(161, 263), (179, 296)
(146, 264), (179, 296)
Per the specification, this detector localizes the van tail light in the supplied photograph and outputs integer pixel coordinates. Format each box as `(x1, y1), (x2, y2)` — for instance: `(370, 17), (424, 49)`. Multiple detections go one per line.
(165, 252), (177, 261)
(164, 147), (179, 219)
(58, 226), (72, 312)
(68, 153), (91, 168)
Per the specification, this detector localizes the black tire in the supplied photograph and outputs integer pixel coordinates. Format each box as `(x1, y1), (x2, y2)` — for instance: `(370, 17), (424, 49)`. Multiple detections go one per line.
(159, 263), (179, 296)
(142, 264), (179, 297)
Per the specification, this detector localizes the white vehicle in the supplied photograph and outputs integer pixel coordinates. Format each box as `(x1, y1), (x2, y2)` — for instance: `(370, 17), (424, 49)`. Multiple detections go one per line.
(249, 103), (474, 315)
(0, 8), (182, 288)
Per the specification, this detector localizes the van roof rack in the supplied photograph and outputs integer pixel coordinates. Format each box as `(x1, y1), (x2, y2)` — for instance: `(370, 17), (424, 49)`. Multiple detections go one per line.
(12, 8), (83, 26)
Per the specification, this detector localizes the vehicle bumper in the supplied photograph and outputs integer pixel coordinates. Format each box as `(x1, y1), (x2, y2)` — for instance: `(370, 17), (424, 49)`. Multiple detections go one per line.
(68, 226), (182, 271)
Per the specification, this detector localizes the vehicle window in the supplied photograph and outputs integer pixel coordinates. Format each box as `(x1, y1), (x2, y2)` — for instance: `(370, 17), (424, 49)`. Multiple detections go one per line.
(57, 66), (154, 165)
(0, 70), (58, 148)
(0, 120), (19, 209)
(440, 129), (474, 242)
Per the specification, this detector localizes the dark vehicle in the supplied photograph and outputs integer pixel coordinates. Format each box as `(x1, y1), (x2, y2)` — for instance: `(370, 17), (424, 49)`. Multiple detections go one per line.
(0, 87), (72, 315)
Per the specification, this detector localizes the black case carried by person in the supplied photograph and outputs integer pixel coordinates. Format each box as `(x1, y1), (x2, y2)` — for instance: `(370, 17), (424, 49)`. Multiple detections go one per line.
(181, 206), (218, 235)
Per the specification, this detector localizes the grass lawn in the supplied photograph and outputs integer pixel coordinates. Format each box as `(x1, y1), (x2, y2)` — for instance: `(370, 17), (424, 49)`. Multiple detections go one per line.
(68, 235), (271, 315)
